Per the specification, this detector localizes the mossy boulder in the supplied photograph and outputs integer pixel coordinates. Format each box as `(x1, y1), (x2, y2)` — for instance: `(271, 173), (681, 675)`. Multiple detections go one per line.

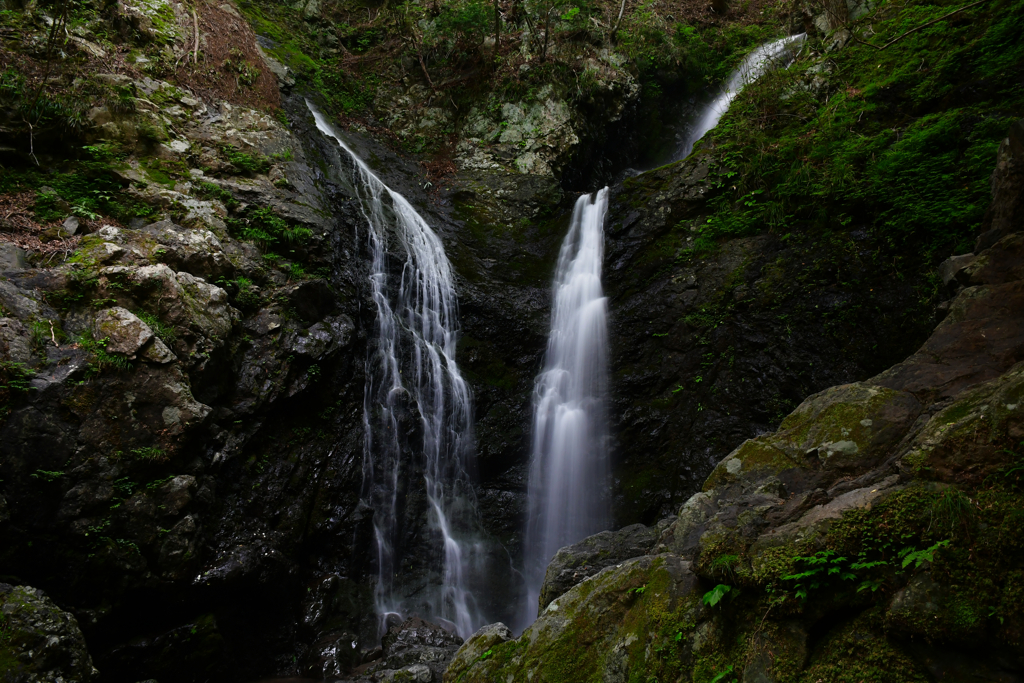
(703, 382), (922, 492)
(0, 583), (99, 683)
(449, 554), (698, 683)
(538, 522), (662, 611)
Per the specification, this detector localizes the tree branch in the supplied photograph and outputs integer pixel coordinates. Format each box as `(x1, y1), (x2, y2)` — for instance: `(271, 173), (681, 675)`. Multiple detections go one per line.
(856, 0), (986, 50)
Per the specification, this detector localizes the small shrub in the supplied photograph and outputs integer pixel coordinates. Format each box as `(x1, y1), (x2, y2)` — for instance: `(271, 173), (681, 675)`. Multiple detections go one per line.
(222, 145), (271, 175)
(227, 206), (311, 251)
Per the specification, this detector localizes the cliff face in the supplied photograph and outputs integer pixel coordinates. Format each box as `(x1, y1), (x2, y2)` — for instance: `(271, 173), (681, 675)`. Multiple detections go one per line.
(0, 0), (1021, 677)
(447, 127), (1024, 683)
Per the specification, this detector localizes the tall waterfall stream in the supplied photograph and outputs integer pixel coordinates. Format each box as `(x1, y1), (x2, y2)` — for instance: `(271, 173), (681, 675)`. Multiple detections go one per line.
(521, 189), (612, 628)
(309, 102), (484, 639)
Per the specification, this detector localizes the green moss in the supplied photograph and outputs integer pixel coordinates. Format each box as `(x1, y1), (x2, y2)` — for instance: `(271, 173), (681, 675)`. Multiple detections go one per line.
(690, 0), (1024, 264)
(702, 438), (799, 491)
(799, 608), (928, 682)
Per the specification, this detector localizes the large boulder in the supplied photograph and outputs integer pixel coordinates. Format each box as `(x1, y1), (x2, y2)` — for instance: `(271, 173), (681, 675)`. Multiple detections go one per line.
(538, 522), (662, 610)
(449, 555), (698, 683)
(91, 307), (154, 358)
(0, 583), (99, 682)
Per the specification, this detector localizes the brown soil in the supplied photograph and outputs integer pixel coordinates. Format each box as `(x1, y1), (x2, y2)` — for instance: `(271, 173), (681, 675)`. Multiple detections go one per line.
(173, 0), (280, 111)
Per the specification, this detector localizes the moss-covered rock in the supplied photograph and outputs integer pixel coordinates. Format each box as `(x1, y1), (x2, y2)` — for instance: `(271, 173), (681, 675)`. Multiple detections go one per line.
(450, 554), (698, 683)
(0, 583), (99, 683)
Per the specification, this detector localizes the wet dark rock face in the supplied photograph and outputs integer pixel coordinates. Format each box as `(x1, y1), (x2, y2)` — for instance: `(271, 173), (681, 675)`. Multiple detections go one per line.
(0, 91), (382, 682)
(600, 158), (939, 525)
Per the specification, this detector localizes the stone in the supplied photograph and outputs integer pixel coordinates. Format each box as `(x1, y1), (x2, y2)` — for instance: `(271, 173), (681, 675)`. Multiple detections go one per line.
(303, 631), (361, 678)
(140, 336), (176, 364)
(0, 280), (44, 320)
(142, 220), (233, 278)
(378, 617), (464, 681)
(938, 253), (976, 286)
(450, 555), (697, 683)
(961, 233), (1024, 287)
(896, 361), (1024, 485)
(257, 45), (296, 89)
(703, 382), (922, 491)
(155, 475), (196, 516)
(444, 623), (513, 683)
(62, 215), (80, 236)
(538, 523), (661, 610)
(751, 475), (900, 557)
(118, 0), (184, 42)
(0, 583), (99, 682)
(0, 317), (32, 363)
(872, 281), (1024, 403)
(0, 242), (29, 270)
(92, 307), (154, 358)
(289, 315), (354, 360)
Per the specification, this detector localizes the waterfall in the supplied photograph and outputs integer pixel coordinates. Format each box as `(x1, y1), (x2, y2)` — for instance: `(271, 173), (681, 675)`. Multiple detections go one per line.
(308, 102), (481, 639)
(677, 33), (806, 160)
(520, 188), (612, 627)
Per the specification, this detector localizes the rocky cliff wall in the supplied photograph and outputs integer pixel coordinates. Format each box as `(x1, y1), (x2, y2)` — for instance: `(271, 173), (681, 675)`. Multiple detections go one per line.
(446, 119), (1024, 683)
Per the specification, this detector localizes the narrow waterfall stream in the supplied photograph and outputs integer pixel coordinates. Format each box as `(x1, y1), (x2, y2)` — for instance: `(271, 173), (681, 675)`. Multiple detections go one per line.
(676, 33), (807, 160)
(308, 103), (483, 639)
(520, 188), (612, 627)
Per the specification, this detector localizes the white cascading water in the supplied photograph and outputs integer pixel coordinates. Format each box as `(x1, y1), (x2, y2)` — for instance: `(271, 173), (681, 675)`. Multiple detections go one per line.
(308, 102), (481, 639)
(520, 188), (612, 627)
(677, 33), (806, 159)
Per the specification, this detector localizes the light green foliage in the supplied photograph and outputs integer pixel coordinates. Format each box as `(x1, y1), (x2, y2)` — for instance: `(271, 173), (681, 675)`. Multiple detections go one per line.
(75, 333), (133, 375)
(899, 540), (949, 570)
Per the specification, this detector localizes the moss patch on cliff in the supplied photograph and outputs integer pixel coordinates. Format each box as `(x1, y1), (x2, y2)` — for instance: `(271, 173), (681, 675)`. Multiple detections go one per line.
(694, 0), (1024, 262)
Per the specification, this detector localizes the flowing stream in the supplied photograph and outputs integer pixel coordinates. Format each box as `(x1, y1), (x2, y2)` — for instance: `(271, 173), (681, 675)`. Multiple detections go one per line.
(308, 102), (482, 639)
(676, 33), (807, 160)
(520, 188), (612, 628)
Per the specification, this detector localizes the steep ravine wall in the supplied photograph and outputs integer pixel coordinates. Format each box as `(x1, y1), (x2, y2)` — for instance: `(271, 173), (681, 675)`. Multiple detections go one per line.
(446, 120), (1024, 683)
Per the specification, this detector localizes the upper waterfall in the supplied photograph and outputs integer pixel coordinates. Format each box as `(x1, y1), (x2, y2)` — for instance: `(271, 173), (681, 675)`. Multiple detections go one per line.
(677, 33), (807, 160)
(520, 188), (612, 629)
(307, 101), (483, 639)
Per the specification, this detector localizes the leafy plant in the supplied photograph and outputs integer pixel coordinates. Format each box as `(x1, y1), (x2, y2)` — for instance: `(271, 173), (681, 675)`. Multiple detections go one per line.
(709, 664), (737, 683)
(76, 333), (132, 375)
(222, 145), (271, 175)
(781, 551), (856, 601)
(227, 207), (311, 252)
(134, 310), (177, 346)
(899, 540), (950, 570)
(30, 469), (64, 482)
(702, 584), (732, 608)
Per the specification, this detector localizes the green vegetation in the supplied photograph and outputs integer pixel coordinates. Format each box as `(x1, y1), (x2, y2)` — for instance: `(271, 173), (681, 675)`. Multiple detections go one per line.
(221, 145), (271, 175)
(685, 0), (1024, 262)
(218, 276), (262, 311)
(134, 310), (177, 346)
(2, 144), (155, 226)
(76, 333), (133, 375)
(226, 206), (311, 252)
